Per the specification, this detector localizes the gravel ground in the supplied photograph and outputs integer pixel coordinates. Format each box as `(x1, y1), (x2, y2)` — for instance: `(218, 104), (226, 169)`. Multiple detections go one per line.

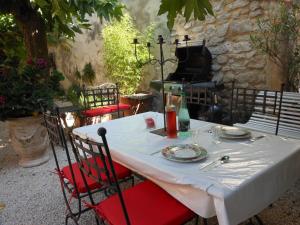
(0, 121), (299, 225)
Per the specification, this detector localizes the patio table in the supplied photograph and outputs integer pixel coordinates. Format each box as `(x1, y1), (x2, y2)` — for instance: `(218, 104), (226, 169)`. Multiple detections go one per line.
(73, 112), (300, 225)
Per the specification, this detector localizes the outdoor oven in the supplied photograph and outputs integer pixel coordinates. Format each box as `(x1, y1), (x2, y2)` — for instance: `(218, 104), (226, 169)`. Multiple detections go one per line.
(151, 40), (224, 121)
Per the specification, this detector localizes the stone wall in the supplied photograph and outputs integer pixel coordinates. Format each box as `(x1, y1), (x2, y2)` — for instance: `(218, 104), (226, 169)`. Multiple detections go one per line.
(173, 0), (282, 90)
(49, 15), (108, 89)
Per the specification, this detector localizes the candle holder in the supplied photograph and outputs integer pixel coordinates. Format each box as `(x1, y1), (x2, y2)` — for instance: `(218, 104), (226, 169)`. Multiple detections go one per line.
(132, 35), (191, 135)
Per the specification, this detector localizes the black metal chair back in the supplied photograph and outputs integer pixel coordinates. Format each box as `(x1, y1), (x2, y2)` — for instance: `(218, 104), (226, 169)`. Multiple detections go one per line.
(82, 83), (119, 107)
(185, 85), (221, 122)
(43, 110), (82, 224)
(230, 83), (284, 134)
(43, 112), (62, 170)
(69, 128), (131, 225)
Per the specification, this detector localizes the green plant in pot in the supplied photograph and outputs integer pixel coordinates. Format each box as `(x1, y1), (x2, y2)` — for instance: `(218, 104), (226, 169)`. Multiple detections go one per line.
(0, 58), (64, 167)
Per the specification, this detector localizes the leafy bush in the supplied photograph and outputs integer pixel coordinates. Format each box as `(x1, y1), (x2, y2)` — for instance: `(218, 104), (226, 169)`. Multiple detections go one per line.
(66, 84), (84, 108)
(0, 14), (26, 67)
(102, 14), (155, 95)
(0, 58), (64, 121)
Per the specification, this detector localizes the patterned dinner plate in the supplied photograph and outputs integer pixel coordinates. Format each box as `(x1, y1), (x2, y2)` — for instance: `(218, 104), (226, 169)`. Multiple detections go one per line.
(162, 144), (207, 163)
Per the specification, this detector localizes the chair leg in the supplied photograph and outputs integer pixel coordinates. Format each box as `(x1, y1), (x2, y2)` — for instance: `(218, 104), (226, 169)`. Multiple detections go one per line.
(95, 216), (100, 225)
(65, 215), (70, 225)
(131, 176), (135, 187)
(61, 184), (84, 225)
(195, 216), (199, 225)
(247, 218), (253, 225)
(246, 215), (264, 225)
(95, 215), (106, 225)
(254, 215), (264, 225)
(104, 188), (109, 197)
(65, 214), (79, 225)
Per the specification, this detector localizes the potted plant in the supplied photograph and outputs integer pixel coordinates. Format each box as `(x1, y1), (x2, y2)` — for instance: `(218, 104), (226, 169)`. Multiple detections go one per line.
(0, 58), (64, 167)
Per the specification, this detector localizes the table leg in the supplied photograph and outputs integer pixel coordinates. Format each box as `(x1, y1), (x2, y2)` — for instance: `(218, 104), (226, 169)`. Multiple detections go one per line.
(0, 202), (5, 211)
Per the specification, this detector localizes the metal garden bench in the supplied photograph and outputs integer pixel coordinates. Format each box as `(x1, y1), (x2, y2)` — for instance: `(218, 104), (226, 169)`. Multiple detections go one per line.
(276, 91), (300, 139)
(232, 85), (300, 139)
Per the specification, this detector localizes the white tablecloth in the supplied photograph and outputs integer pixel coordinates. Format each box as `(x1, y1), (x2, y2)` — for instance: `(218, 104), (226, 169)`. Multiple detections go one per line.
(73, 112), (300, 225)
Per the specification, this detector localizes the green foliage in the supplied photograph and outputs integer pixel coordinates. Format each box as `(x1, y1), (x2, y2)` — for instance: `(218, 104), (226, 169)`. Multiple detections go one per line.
(251, 1), (300, 91)
(24, 0), (124, 39)
(102, 14), (154, 95)
(0, 59), (65, 121)
(0, 14), (26, 67)
(82, 62), (96, 85)
(66, 84), (84, 108)
(0, 0), (124, 61)
(158, 0), (214, 30)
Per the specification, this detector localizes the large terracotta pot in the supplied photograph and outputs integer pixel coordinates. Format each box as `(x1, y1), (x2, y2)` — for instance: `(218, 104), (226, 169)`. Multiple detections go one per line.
(7, 116), (49, 168)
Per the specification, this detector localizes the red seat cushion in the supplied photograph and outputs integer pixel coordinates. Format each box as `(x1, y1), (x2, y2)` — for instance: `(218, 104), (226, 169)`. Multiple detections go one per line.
(62, 157), (131, 194)
(95, 180), (195, 225)
(107, 103), (131, 112)
(82, 107), (112, 117)
(82, 103), (130, 117)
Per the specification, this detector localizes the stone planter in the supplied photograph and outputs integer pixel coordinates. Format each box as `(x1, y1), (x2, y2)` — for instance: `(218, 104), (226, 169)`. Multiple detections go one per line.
(120, 92), (153, 116)
(7, 116), (49, 168)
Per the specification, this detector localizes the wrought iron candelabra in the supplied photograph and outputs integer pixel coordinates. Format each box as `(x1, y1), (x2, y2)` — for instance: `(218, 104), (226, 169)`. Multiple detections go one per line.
(132, 35), (191, 133)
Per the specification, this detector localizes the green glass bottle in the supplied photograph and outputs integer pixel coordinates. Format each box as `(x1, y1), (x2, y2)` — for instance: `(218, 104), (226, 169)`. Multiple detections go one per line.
(178, 88), (190, 136)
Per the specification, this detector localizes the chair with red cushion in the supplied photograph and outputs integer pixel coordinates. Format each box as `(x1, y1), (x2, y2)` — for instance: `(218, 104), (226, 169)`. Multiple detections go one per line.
(81, 83), (130, 122)
(69, 127), (202, 225)
(43, 110), (133, 225)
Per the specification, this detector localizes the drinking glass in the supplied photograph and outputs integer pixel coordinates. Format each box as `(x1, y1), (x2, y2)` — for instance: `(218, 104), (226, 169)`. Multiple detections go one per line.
(212, 126), (221, 144)
(191, 129), (201, 146)
(143, 114), (157, 130)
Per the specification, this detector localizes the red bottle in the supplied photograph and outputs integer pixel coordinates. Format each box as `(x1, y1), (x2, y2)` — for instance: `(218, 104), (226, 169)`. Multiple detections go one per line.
(166, 93), (177, 138)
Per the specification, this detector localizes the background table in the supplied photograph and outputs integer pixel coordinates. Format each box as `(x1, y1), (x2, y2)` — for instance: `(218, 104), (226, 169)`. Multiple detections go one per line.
(73, 112), (300, 225)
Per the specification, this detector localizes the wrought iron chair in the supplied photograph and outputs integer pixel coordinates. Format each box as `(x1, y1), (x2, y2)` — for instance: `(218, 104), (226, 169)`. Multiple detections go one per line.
(185, 85), (223, 123)
(43, 110), (133, 225)
(81, 83), (130, 122)
(69, 127), (203, 225)
(230, 83), (284, 135)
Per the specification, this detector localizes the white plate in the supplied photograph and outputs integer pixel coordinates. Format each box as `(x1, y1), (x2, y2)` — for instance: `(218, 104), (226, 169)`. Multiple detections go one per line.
(162, 144), (207, 163)
(214, 126), (251, 140)
(222, 127), (248, 136)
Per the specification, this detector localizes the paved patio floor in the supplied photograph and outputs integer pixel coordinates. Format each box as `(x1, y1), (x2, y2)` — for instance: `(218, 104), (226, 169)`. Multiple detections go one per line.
(0, 122), (299, 225)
